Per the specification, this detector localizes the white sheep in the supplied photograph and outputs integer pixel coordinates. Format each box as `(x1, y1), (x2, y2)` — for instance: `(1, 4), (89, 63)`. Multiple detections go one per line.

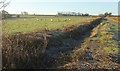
(51, 19), (53, 22)
(23, 19), (26, 21)
(68, 19), (71, 21)
(100, 23), (103, 25)
(36, 18), (39, 21)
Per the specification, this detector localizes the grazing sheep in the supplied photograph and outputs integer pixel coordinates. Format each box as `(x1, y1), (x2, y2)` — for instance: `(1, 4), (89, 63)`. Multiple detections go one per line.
(100, 23), (103, 25)
(68, 19), (71, 21)
(36, 18), (39, 21)
(51, 19), (53, 22)
(23, 19), (26, 21)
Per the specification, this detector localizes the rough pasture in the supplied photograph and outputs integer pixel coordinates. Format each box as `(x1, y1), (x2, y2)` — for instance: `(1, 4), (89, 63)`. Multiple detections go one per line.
(2, 16), (97, 35)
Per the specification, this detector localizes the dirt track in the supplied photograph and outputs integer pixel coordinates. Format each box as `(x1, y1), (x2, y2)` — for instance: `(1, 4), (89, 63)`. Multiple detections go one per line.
(61, 20), (119, 70)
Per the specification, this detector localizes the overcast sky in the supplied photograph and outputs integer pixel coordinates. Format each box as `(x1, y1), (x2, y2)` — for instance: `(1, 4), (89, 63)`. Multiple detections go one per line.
(4, 0), (119, 15)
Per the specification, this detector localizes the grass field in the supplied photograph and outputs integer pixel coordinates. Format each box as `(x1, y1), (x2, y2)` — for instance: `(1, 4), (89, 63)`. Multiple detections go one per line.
(2, 16), (97, 35)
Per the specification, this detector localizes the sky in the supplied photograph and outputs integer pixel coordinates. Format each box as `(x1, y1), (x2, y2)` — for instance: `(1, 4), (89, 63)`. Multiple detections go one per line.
(4, 0), (119, 15)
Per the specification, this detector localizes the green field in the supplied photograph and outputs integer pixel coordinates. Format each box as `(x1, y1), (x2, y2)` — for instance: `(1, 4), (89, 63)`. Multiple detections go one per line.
(2, 16), (97, 35)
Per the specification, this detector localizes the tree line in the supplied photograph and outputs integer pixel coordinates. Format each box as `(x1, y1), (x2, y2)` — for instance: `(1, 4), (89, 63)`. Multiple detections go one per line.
(57, 12), (89, 16)
(1, 10), (114, 19)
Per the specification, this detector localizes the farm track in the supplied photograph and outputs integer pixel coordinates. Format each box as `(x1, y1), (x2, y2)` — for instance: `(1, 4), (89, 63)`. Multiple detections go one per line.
(58, 19), (120, 70)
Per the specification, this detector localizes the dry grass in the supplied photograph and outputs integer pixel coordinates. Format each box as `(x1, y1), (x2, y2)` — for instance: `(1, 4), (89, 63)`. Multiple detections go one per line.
(107, 16), (120, 24)
(2, 32), (49, 69)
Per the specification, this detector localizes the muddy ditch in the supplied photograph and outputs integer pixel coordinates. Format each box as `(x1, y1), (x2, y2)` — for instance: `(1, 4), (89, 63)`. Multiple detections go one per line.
(2, 18), (102, 69)
(43, 18), (102, 68)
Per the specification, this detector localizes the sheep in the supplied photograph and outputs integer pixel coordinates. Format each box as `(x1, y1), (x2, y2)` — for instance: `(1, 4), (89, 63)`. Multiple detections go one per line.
(68, 18), (71, 21)
(23, 19), (26, 21)
(100, 23), (103, 25)
(36, 18), (39, 21)
(51, 19), (53, 22)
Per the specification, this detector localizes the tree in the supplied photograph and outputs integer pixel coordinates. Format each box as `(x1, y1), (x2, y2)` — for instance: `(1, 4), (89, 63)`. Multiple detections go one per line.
(78, 12), (82, 16)
(108, 12), (112, 16)
(0, 0), (10, 10)
(2, 10), (11, 19)
(0, 0), (10, 19)
(104, 12), (112, 17)
(16, 15), (20, 18)
(21, 11), (28, 15)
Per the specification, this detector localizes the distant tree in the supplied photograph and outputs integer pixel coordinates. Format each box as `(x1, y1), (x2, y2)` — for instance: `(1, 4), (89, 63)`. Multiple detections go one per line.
(2, 10), (11, 18)
(71, 12), (76, 16)
(57, 12), (62, 16)
(104, 12), (112, 17)
(81, 13), (84, 16)
(57, 12), (90, 16)
(104, 12), (108, 16)
(78, 12), (81, 16)
(84, 13), (89, 16)
(21, 11), (28, 15)
(99, 14), (104, 17)
(16, 15), (20, 18)
(108, 12), (112, 16)
(34, 13), (36, 16)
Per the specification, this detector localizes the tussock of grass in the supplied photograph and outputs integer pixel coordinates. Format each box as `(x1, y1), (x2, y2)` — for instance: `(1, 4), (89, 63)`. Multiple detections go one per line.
(104, 47), (119, 53)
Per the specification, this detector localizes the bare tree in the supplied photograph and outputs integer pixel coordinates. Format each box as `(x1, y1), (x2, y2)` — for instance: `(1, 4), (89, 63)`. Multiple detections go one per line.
(0, 0), (10, 10)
